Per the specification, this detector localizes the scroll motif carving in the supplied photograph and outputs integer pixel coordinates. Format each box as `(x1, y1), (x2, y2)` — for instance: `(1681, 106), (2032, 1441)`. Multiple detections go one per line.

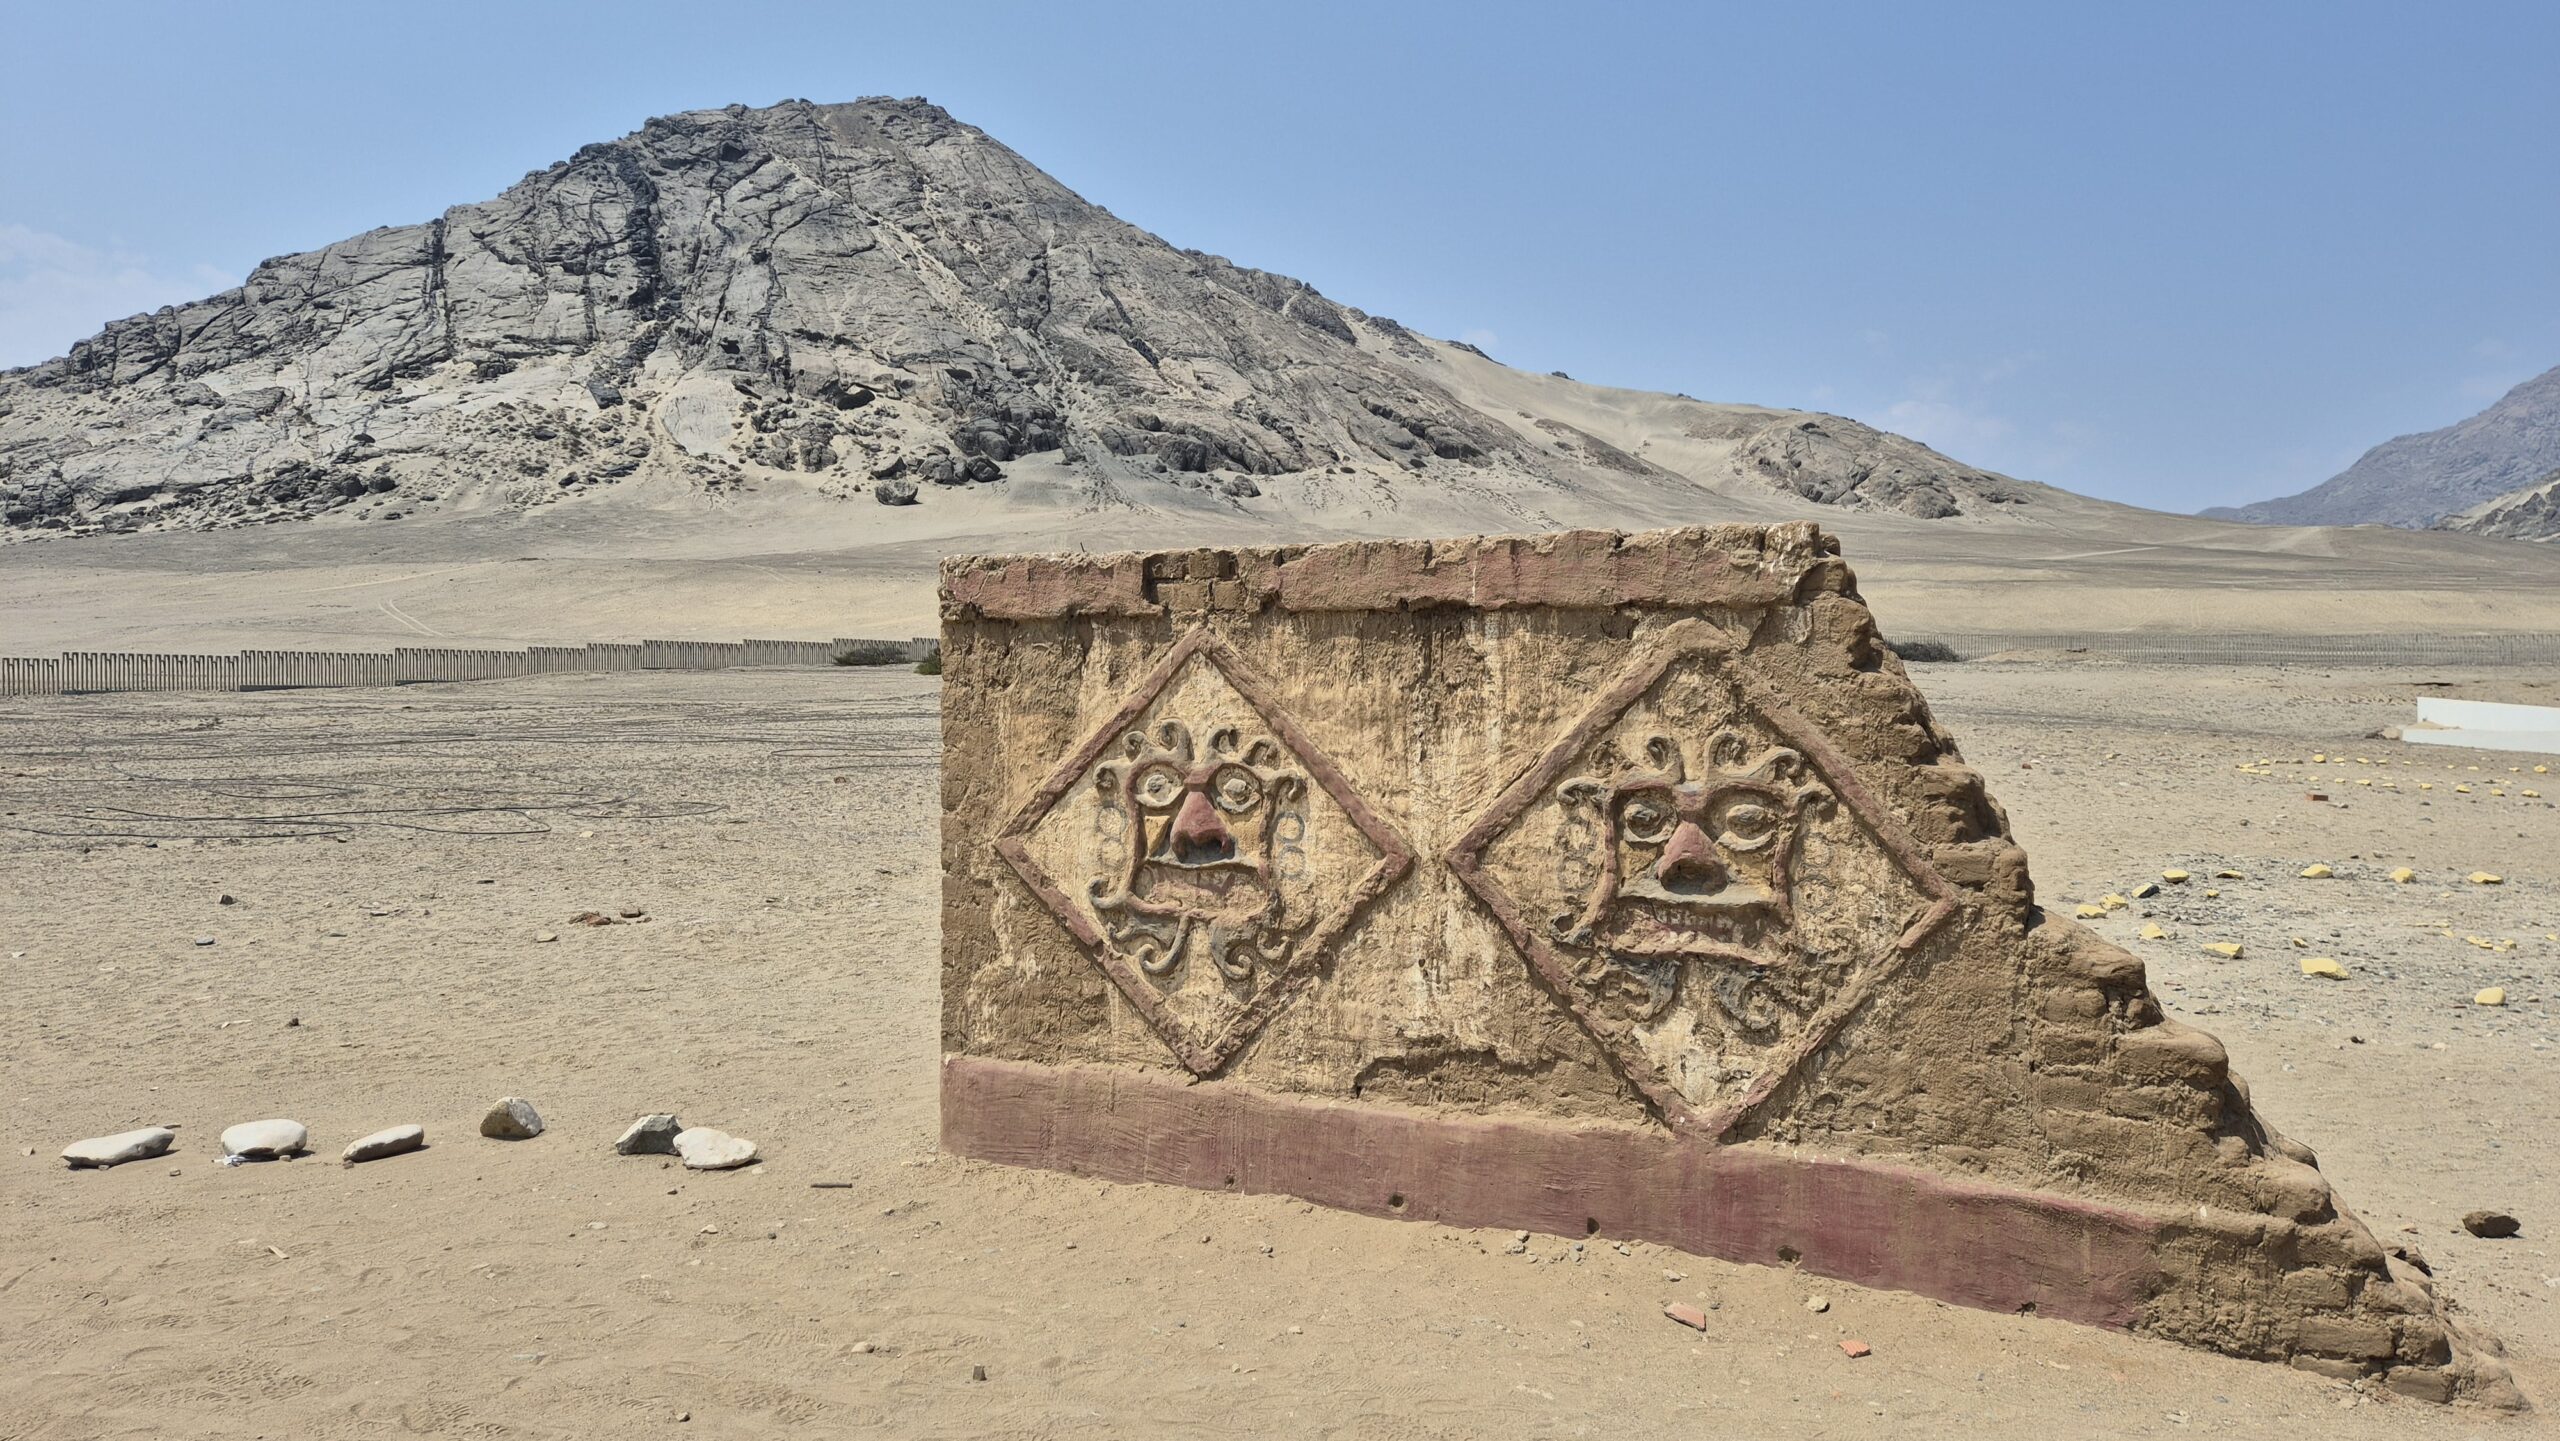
(1447, 621), (1958, 1140)
(995, 628), (1412, 1076)
(1088, 719), (1310, 984)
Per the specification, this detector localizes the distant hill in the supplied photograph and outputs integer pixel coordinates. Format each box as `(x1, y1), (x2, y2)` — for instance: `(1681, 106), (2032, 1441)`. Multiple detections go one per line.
(0, 97), (2047, 543)
(2203, 364), (2560, 528)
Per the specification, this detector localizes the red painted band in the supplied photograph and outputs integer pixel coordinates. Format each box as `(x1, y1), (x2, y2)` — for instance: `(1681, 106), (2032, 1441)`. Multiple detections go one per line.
(941, 1055), (2166, 1331)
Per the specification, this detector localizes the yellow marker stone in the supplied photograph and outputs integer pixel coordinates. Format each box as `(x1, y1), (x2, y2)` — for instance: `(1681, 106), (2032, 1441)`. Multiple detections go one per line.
(2454, 785), (2472, 794)
(2138, 921), (2169, 941)
(2161, 869), (2190, 883)
(2312, 753), (2327, 763)
(2216, 869), (2244, 879)
(2468, 872), (2504, 885)
(2300, 958), (2348, 980)
(2389, 867), (2416, 883)
(2419, 782), (2434, 790)
(2203, 942), (2244, 959)
(2290, 936), (2309, 948)
(2475, 987), (2507, 1007)
(2536, 765), (2550, 774)
(2076, 903), (2107, 919)
(2299, 864), (2334, 879)
(2101, 893), (2129, 910)
(2525, 790), (2542, 799)
(2132, 882), (2160, 899)
(2203, 888), (2221, 898)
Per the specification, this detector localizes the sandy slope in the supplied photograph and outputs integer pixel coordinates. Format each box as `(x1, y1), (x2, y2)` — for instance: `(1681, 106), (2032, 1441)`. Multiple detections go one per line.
(7, 445), (2560, 655)
(1, 661), (2552, 1439)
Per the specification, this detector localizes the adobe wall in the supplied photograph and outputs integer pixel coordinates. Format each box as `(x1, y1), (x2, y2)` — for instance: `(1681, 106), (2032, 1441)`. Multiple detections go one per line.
(938, 523), (2521, 1408)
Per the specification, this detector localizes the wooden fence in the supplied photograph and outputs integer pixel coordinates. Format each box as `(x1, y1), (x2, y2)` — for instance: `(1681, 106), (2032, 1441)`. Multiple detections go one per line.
(0, 636), (936, 697)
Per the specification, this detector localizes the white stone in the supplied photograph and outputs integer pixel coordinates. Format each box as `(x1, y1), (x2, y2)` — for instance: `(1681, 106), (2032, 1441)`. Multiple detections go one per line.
(480, 1097), (544, 1139)
(220, 1118), (309, 1160)
(615, 1113), (684, 1156)
(62, 1126), (176, 1169)
(342, 1124), (426, 1163)
(673, 1127), (759, 1171)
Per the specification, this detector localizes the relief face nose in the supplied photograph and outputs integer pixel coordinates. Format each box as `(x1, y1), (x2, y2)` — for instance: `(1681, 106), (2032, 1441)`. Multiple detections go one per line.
(1654, 820), (1724, 889)
(1168, 788), (1235, 864)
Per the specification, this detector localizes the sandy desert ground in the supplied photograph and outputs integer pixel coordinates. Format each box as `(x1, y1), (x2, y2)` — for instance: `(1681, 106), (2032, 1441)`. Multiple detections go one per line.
(1, 654), (2553, 1439)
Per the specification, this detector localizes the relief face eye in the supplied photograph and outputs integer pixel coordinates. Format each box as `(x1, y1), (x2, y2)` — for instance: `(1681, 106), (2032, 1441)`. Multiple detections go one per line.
(1711, 795), (1780, 852)
(1620, 792), (1677, 845)
(1133, 764), (1184, 810)
(1211, 765), (1264, 814)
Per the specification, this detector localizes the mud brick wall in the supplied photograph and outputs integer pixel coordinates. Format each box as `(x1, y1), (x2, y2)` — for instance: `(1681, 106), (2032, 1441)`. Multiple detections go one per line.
(937, 523), (2521, 1409)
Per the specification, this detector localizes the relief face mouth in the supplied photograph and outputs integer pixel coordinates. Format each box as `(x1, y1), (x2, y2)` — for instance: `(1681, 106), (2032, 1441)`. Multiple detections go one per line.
(1594, 893), (1782, 958)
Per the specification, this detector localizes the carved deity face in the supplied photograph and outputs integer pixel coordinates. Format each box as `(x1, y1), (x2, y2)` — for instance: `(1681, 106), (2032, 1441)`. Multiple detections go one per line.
(1090, 720), (1306, 980)
(1556, 729), (1829, 965)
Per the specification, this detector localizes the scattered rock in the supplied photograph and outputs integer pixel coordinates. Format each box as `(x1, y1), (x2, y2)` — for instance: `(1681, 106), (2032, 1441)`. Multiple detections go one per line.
(1663, 1302), (1709, 1331)
(617, 907), (645, 919)
(2462, 1211), (2521, 1239)
(875, 478), (918, 506)
(480, 1097), (545, 1139)
(2137, 921), (2169, 941)
(2300, 958), (2349, 980)
(2476, 987), (2508, 1007)
(673, 1127), (759, 1171)
(193, 935), (216, 947)
(342, 1124), (427, 1163)
(2075, 903), (2106, 919)
(2131, 881), (2160, 899)
(1805, 1295), (1831, 1314)
(2202, 942), (2244, 959)
(1840, 1339), (1873, 1358)
(2298, 864), (2334, 879)
(219, 893), (237, 905)
(536, 930), (559, 943)
(2160, 869), (2190, 884)
(2390, 867), (2418, 884)
(572, 911), (615, 926)
(2468, 872), (2505, 885)
(615, 1114), (684, 1156)
(970, 1363), (988, 1382)
(219, 1119), (309, 1160)
(62, 1126), (176, 1169)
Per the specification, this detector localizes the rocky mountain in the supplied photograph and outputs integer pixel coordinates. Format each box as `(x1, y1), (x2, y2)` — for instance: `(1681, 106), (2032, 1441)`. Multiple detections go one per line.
(2440, 465), (2560, 542)
(2204, 364), (2560, 528)
(0, 98), (2043, 540)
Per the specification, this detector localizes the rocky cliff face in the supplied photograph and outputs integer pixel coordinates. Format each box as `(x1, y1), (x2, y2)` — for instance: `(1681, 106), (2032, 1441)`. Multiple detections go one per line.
(2440, 465), (2560, 542)
(2205, 365), (2560, 529)
(0, 98), (2032, 538)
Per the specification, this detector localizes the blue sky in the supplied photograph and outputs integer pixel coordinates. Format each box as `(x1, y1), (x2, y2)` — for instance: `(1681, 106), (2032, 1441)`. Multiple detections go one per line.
(4, 1), (2553, 513)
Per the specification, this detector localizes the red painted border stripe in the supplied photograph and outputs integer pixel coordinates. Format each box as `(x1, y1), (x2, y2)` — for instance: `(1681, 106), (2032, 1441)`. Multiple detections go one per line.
(943, 1055), (2165, 1331)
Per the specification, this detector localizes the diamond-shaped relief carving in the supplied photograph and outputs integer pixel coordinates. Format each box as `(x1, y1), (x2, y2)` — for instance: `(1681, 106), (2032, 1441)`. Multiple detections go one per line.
(1447, 619), (1960, 1140)
(997, 627), (1413, 1075)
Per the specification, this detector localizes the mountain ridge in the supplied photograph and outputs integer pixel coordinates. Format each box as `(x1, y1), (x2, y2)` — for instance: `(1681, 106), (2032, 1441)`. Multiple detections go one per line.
(2203, 364), (2560, 529)
(0, 96), (2050, 542)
